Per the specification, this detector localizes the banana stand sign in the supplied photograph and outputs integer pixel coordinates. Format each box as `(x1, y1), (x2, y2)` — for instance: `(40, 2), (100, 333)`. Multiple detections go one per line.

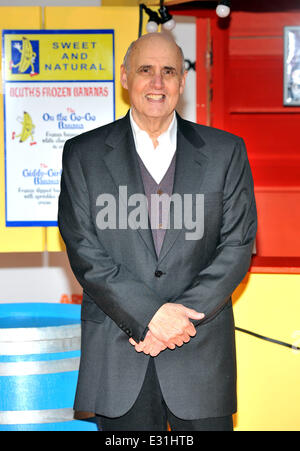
(2, 30), (115, 226)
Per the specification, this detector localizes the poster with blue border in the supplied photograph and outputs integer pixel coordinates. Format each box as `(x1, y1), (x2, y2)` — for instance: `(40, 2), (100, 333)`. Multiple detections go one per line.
(2, 29), (115, 227)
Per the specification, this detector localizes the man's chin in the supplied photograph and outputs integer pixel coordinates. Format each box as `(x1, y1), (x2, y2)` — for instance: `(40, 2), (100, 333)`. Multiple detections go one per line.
(141, 108), (174, 120)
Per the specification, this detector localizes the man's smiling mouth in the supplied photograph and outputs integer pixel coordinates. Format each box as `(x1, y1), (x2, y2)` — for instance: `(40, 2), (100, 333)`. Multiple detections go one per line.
(146, 94), (166, 101)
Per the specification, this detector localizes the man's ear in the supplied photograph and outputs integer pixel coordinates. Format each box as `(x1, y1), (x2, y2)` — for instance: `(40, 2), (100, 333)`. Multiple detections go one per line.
(179, 70), (188, 95)
(120, 64), (128, 90)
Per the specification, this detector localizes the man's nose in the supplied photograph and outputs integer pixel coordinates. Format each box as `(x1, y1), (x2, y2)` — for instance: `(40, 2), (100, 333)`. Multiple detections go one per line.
(150, 72), (164, 89)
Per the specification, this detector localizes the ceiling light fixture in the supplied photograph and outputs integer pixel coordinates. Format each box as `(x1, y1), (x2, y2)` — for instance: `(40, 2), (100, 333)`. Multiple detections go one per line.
(139, 1), (176, 37)
(216, 0), (231, 18)
(159, 1), (176, 32)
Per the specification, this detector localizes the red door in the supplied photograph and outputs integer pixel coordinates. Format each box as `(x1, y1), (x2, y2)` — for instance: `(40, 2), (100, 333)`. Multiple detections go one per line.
(171, 4), (300, 260)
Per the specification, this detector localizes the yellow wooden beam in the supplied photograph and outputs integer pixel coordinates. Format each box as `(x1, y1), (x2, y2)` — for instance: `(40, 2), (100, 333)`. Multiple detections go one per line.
(102, 0), (215, 5)
(102, 0), (140, 5)
(0, 7), (45, 252)
(147, 0), (212, 5)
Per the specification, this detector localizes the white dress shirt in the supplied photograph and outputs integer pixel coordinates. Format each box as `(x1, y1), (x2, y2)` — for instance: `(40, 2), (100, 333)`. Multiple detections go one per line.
(129, 109), (177, 184)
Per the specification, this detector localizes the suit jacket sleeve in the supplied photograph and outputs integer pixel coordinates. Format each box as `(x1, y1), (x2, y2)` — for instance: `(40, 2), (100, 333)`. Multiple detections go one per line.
(174, 137), (257, 324)
(58, 139), (163, 342)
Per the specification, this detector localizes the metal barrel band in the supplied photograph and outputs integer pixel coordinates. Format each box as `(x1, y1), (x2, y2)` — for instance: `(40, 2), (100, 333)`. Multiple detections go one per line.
(0, 336), (81, 356)
(0, 357), (80, 376)
(0, 324), (81, 342)
(0, 408), (75, 425)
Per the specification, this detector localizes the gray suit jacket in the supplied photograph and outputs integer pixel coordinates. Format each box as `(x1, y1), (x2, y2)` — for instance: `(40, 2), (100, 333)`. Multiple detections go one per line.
(58, 111), (257, 420)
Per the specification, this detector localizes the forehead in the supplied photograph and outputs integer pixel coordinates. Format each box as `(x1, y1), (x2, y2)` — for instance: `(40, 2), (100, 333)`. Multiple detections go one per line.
(130, 37), (181, 68)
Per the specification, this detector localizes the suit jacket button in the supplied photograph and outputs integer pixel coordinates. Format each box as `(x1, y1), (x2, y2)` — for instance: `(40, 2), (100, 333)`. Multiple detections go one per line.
(155, 270), (163, 278)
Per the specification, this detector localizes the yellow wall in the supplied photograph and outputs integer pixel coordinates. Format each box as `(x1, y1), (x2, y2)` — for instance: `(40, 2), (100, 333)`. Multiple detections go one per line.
(233, 273), (300, 431)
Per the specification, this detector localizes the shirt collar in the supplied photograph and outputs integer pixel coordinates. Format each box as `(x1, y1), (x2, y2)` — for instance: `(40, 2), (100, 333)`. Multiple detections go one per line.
(129, 109), (177, 149)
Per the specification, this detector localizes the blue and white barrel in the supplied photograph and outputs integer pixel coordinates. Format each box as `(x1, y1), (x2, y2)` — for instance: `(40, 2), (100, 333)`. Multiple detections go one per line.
(0, 303), (97, 431)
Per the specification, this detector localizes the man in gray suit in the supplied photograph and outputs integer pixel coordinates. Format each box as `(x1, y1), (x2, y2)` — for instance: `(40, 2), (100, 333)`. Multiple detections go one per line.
(58, 32), (257, 431)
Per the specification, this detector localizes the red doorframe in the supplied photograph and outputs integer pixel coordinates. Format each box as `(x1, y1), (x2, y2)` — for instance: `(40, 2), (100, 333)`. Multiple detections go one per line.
(170, 7), (230, 129)
(170, 4), (300, 266)
(195, 17), (211, 126)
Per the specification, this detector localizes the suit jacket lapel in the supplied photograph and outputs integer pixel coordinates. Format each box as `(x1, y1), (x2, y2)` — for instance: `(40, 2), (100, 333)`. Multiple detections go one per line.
(157, 114), (209, 263)
(103, 112), (157, 259)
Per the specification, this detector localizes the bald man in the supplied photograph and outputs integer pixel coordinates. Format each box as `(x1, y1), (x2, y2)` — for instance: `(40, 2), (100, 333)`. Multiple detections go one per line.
(58, 33), (257, 431)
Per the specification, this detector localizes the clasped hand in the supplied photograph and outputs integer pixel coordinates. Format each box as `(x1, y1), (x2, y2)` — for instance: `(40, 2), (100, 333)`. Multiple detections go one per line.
(129, 303), (205, 357)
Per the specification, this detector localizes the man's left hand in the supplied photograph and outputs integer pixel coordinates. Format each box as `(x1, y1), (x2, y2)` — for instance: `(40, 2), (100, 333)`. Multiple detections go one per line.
(129, 330), (167, 357)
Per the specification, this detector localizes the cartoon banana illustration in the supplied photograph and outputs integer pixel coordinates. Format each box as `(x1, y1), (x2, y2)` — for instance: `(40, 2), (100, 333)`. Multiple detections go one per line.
(11, 37), (37, 74)
(15, 112), (36, 143)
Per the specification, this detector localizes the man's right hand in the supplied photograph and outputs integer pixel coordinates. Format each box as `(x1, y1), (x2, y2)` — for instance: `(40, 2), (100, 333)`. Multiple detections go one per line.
(148, 303), (205, 350)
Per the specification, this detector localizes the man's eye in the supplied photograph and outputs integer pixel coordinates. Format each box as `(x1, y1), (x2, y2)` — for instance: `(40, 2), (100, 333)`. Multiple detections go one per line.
(138, 67), (151, 74)
(163, 68), (176, 76)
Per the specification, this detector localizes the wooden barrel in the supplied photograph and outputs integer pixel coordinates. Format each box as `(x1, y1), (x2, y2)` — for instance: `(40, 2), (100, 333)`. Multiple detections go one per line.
(0, 303), (97, 431)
